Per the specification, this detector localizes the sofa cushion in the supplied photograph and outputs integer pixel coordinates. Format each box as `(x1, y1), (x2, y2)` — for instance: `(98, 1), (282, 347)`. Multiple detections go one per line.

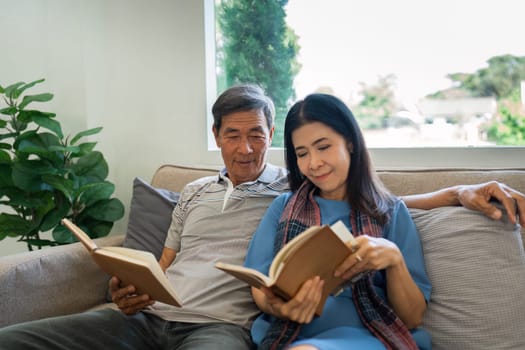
(410, 205), (525, 350)
(122, 177), (179, 260)
(0, 234), (124, 327)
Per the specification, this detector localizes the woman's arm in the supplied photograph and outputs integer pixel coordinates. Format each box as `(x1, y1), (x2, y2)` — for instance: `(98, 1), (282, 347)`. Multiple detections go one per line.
(383, 246), (426, 329)
(335, 200), (430, 328)
(335, 236), (426, 329)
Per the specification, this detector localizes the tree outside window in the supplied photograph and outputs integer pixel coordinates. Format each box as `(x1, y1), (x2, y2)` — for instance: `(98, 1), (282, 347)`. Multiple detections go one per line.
(216, 0), (300, 147)
(215, 1), (525, 148)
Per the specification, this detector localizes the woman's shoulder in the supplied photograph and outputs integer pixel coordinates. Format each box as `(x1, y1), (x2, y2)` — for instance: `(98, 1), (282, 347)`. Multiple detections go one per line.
(385, 197), (415, 232)
(271, 191), (294, 207)
(381, 196), (409, 227)
(391, 196), (406, 211)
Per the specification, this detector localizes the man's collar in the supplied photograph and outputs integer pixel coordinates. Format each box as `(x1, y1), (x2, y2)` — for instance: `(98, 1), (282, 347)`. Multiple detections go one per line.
(258, 163), (284, 184)
(218, 163), (284, 185)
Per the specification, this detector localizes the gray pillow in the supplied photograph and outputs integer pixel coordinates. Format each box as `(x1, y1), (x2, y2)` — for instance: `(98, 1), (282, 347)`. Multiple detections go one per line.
(410, 205), (525, 350)
(123, 177), (179, 260)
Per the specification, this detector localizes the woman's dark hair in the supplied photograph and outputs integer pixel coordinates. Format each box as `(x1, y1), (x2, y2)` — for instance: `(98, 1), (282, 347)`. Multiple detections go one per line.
(284, 93), (394, 224)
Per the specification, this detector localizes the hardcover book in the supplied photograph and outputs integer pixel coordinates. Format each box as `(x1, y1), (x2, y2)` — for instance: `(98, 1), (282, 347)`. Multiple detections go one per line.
(215, 220), (357, 315)
(61, 218), (182, 307)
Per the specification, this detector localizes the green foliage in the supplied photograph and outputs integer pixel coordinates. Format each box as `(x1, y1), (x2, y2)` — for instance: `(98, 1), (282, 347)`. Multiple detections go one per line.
(352, 75), (399, 129)
(0, 79), (124, 250)
(485, 89), (525, 145)
(216, 0), (300, 146)
(428, 54), (525, 145)
(446, 55), (525, 99)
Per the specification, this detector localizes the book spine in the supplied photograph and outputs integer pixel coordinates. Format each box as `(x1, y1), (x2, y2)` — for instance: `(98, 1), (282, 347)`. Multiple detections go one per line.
(270, 285), (292, 301)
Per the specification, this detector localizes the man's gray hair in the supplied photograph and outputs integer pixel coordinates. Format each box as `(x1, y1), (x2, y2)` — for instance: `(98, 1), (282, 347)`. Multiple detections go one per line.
(212, 84), (275, 131)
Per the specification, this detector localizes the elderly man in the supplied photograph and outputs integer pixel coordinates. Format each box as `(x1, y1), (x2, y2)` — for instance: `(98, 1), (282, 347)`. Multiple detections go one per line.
(0, 84), (523, 350)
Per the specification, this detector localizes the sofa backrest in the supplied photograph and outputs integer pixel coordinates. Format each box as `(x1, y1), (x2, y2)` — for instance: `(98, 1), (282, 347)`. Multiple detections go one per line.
(151, 164), (219, 192)
(151, 164), (525, 196)
(379, 168), (525, 195)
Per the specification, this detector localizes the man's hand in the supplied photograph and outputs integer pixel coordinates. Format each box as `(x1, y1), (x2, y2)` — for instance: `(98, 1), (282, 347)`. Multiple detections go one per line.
(109, 276), (155, 315)
(457, 181), (525, 226)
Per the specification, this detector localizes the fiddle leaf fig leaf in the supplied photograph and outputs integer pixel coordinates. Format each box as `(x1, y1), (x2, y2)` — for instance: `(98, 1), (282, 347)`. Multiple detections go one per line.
(0, 213), (35, 236)
(0, 79), (123, 250)
(31, 114), (63, 138)
(52, 224), (77, 244)
(18, 110), (56, 123)
(83, 220), (113, 238)
(70, 142), (97, 157)
(16, 132), (62, 154)
(78, 182), (115, 206)
(73, 151), (108, 183)
(15, 79), (45, 97)
(18, 93), (54, 110)
(0, 106), (17, 116)
(0, 187), (51, 208)
(0, 150), (11, 164)
(3, 82), (25, 98)
(40, 199), (71, 232)
(41, 175), (74, 202)
(0, 142), (12, 149)
(70, 127), (102, 145)
(82, 198), (124, 222)
(12, 160), (58, 192)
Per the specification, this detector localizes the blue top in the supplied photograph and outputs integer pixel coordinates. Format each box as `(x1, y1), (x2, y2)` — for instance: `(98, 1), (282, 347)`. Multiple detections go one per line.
(244, 192), (432, 348)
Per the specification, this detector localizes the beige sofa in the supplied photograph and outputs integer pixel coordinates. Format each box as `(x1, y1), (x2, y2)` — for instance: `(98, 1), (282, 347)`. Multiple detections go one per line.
(1, 164), (524, 350)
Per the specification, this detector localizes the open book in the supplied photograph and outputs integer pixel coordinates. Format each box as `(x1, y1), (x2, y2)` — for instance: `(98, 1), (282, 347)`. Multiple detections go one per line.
(61, 219), (182, 307)
(215, 220), (357, 315)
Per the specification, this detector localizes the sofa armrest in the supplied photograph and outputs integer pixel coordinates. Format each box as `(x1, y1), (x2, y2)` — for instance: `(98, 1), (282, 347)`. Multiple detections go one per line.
(0, 234), (125, 327)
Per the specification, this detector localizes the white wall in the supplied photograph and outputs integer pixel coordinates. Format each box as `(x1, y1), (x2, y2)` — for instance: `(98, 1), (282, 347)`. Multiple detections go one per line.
(0, 0), (221, 255)
(1, 0), (524, 255)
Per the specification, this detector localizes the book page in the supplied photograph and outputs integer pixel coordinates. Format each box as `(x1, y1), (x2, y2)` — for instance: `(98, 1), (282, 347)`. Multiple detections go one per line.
(103, 246), (158, 262)
(61, 218), (182, 307)
(269, 221), (354, 279)
(61, 218), (97, 252)
(330, 220), (355, 243)
(269, 225), (321, 278)
(94, 248), (182, 307)
(215, 261), (274, 288)
(273, 224), (350, 315)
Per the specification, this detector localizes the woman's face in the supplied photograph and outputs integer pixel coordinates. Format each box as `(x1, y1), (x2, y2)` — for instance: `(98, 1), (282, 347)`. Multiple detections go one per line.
(292, 121), (351, 200)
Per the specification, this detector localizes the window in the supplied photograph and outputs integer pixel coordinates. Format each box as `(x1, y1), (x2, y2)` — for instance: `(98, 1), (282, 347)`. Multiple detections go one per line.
(209, 0), (525, 168)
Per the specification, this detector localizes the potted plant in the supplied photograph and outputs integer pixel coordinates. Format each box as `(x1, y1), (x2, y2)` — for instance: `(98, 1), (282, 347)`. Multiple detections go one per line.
(0, 79), (124, 250)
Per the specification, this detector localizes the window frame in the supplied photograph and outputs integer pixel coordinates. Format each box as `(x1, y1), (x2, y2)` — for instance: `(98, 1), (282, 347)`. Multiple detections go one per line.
(204, 0), (525, 170)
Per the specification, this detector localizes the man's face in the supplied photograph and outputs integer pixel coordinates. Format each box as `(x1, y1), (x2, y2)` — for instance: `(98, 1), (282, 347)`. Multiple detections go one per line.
(213, 110), (274, 186)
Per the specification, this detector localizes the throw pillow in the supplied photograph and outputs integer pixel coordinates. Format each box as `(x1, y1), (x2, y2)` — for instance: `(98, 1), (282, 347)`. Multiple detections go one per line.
(122, 177), (180, 260)
(410, 205), (525, 350)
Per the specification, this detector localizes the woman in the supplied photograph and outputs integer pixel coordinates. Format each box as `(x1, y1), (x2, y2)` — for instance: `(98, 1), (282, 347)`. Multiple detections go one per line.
(244, 93), (431, 349)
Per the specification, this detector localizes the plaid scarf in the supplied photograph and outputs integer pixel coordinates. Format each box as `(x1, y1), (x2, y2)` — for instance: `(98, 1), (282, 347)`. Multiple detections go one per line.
(259, 180), (418, 350)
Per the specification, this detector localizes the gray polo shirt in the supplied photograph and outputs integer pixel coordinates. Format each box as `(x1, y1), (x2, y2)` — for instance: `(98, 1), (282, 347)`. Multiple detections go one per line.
(147, 163), (289, 328)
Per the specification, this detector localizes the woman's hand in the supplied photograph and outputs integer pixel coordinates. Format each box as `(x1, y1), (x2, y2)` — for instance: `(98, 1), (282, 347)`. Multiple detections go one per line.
(252, 276), (324, 324)
(335, 235), (402, 280)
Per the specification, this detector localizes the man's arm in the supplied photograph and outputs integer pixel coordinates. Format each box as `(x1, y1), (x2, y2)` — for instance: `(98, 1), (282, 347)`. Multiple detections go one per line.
(159, 247), (177, 272)
(401, 181), (525, 226)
